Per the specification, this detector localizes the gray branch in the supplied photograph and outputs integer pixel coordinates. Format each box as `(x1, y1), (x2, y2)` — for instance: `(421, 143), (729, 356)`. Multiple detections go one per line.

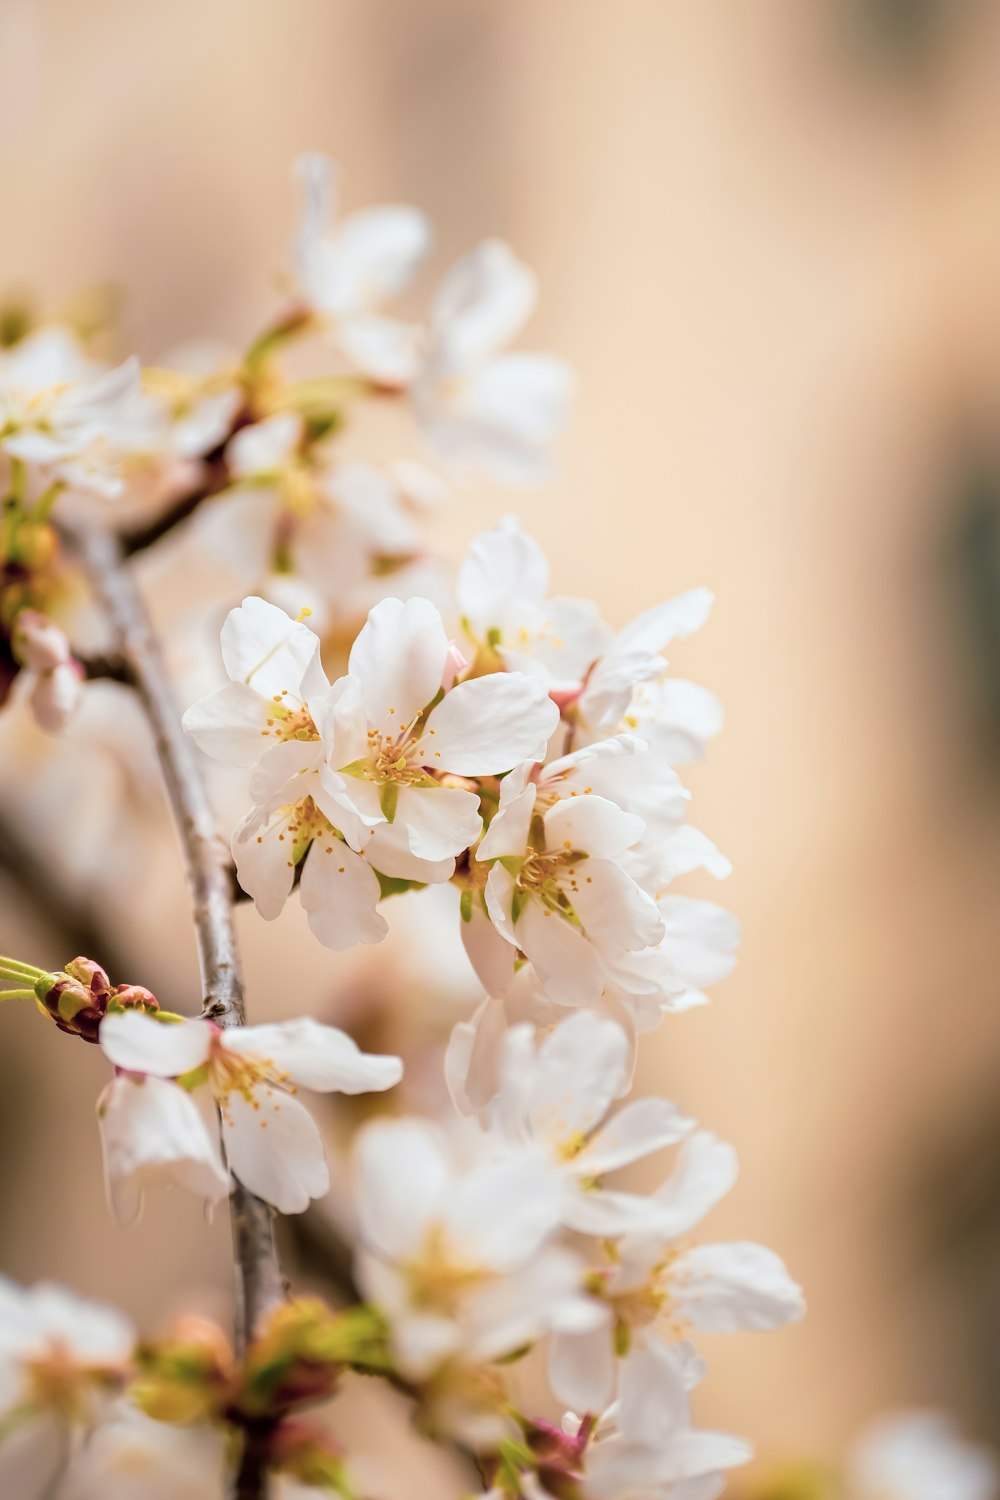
(67, 521), (285, 1367)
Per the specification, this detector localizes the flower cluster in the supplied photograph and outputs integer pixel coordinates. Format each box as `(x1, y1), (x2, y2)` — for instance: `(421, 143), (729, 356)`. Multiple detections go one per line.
(0, 153), (812, 1499)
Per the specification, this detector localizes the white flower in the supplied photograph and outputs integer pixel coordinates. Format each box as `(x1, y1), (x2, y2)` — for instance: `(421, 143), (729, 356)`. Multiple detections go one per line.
(99, 1011), (402, 1215)
(574, 590), (723, 765)
(198, 417), (431, 608)
(0, 1277), (134, 1500)
(351, 1117), (598, 1384)
(579, 1338), (751, 1500)
(182, 596), (330, 769)
(475, 773), (663, 1007)
(413, 241), (575, 483)
(0, 326), (140, 498)
(325, 595), (559, 862)
(849, 1412), (998, 1500)
(482, 1014), (693, 1236)
(293, 154), (430, 386)
(96, 1072), (231, 1224)
(549, 1131), (805, 1412)
(58, 1403), (228, 1500)
(457, 519), (608, 691)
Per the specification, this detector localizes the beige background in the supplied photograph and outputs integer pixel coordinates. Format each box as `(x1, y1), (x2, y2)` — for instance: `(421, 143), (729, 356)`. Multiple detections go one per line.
(2, 1), (1000, 1489)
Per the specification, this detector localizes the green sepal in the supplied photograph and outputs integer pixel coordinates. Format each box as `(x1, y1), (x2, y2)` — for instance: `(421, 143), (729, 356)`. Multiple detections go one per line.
(459, 887), (474, 923)
(375, 873), (426, 901)
(379, 782), (398, 823)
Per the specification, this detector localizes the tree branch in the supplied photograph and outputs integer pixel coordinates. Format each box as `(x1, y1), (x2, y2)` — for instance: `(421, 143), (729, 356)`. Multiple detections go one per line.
(66, 519), (286, 1364)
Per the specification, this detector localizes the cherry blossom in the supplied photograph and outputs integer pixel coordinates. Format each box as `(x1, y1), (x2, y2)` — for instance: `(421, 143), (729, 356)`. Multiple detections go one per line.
(351, 1117), (600, 1392)
(326, 594), (559, 861)
(0, 1276), (135, 1500)
(412, 242), (575, 482)
(293, 154), (430, 386)
(99, 1011), (402, 1214)
(849, 1412), (998, 1500)
(474, 772), (662, 1007)
(481, 1013), (694, 1235)
(548, 1130), (804, 1412)
(11, 609), (83, 732)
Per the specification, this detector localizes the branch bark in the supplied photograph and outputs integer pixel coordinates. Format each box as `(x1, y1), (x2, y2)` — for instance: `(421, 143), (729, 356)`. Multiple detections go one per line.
(67, 519), (286, 1363)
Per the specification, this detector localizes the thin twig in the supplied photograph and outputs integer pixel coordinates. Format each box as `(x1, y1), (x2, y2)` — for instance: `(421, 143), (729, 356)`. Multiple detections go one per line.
(67, 519), (286, 1364)
(117, 461), (228, 556)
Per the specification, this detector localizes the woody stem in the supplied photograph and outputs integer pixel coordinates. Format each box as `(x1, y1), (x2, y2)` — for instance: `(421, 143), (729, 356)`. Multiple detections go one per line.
(66, 518), (285, 1493)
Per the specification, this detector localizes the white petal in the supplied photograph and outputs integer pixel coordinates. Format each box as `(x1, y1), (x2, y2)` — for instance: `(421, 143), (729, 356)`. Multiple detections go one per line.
(181, 682), (268, 765)
(446, 1152), (563, 1269)
(222, 1018), (402, 1095)
(615, 591), (714, 657)
(477, 782), (537, 862)
(226, 413), (302, 477)
(299, 841), (388, 951)
(651, 1131), (739, 1235)
(352, 1118), (450, 1258)
(429, 240), (536, 372)
(393, 783), (482, 862)
(323, 204), (430, 313)
(569, 859), (665, 954)
(337, 313), (422, 386)
(0, 1412), (68, 1500)
(232, 805), (297, 921)
(221, 1089), (328, 1214)
(99, 1012), (213, 1077)
(518, 1012), (630, 1143)
(365, 820), (454, 883)
(348, 595), (447, 733)
(544, 794), (644, 860)
(97, 1074), (230, 1223)
(459, 903), (517, 996)
(517, 898), (603, 1007)
(548, 1322), (615, 1414)
(463, 1246), (590, 1364)
(418, 672), (558, 775)
(672, 1243), (805, 1333)
(580, 1098), (693, 1177)
(456, 519), (550, 628)
(220, 596), (327, 703)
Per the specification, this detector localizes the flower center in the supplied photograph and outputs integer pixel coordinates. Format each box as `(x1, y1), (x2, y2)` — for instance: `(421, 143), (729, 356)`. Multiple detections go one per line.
(403, 1226), (490, 1315)
(260, 691), (319, 744)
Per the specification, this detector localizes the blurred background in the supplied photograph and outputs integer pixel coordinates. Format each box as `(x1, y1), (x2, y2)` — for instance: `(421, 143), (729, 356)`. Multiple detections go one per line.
(2, 0), (1000, 1493)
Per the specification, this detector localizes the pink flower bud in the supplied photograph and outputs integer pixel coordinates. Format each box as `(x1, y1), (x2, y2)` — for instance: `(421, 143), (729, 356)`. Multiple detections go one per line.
(441, 639), (469, 692)
(13, 610), (71, 673)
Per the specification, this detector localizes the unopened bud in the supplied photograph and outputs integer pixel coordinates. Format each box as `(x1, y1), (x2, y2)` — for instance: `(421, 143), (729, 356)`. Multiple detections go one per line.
(13, 610), (70, 673)
(267, 1420), (352, 1493)
(111, 983), (159, 1012)
(133, 1316), (235, 1425)
(65, 957), (112, 997)
(29, 659), (83, 733)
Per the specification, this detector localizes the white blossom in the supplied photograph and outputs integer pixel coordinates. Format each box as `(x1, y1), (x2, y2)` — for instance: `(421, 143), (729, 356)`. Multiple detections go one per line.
(481, 1013), (693, 1236)
(351, 1116), (599, 1389)
(294, 154), (430, 386)
(413, 242), (575, 482)
(849, 1412), (998, 1500)
(549, 1131), (804, 1413)
(578, 1338), (751, 1500)
(99, 1011), (402, 1215)
(0, 1277), (134, 1500)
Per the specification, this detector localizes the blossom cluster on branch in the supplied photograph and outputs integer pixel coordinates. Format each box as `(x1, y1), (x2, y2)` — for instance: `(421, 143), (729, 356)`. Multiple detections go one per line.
(0, 152), (989, 1500)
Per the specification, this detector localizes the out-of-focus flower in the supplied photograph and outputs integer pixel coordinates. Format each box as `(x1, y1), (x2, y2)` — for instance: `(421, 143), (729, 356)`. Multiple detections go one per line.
(99, 1011), (402, 1215)
(0, 325), (140, 498)
(576, 1338), (751, 1500)
(849, 1411), (998, 1500)
(351, 1116), (599, 1391)
(549, 1130), (805, 1412)
(0, 1277), (134, 1500)
(480, 1013), (693, 1235)
(293, 154), (430, 386)
(58, 1403), (228, 1500)
(413, 242), (575, 483)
